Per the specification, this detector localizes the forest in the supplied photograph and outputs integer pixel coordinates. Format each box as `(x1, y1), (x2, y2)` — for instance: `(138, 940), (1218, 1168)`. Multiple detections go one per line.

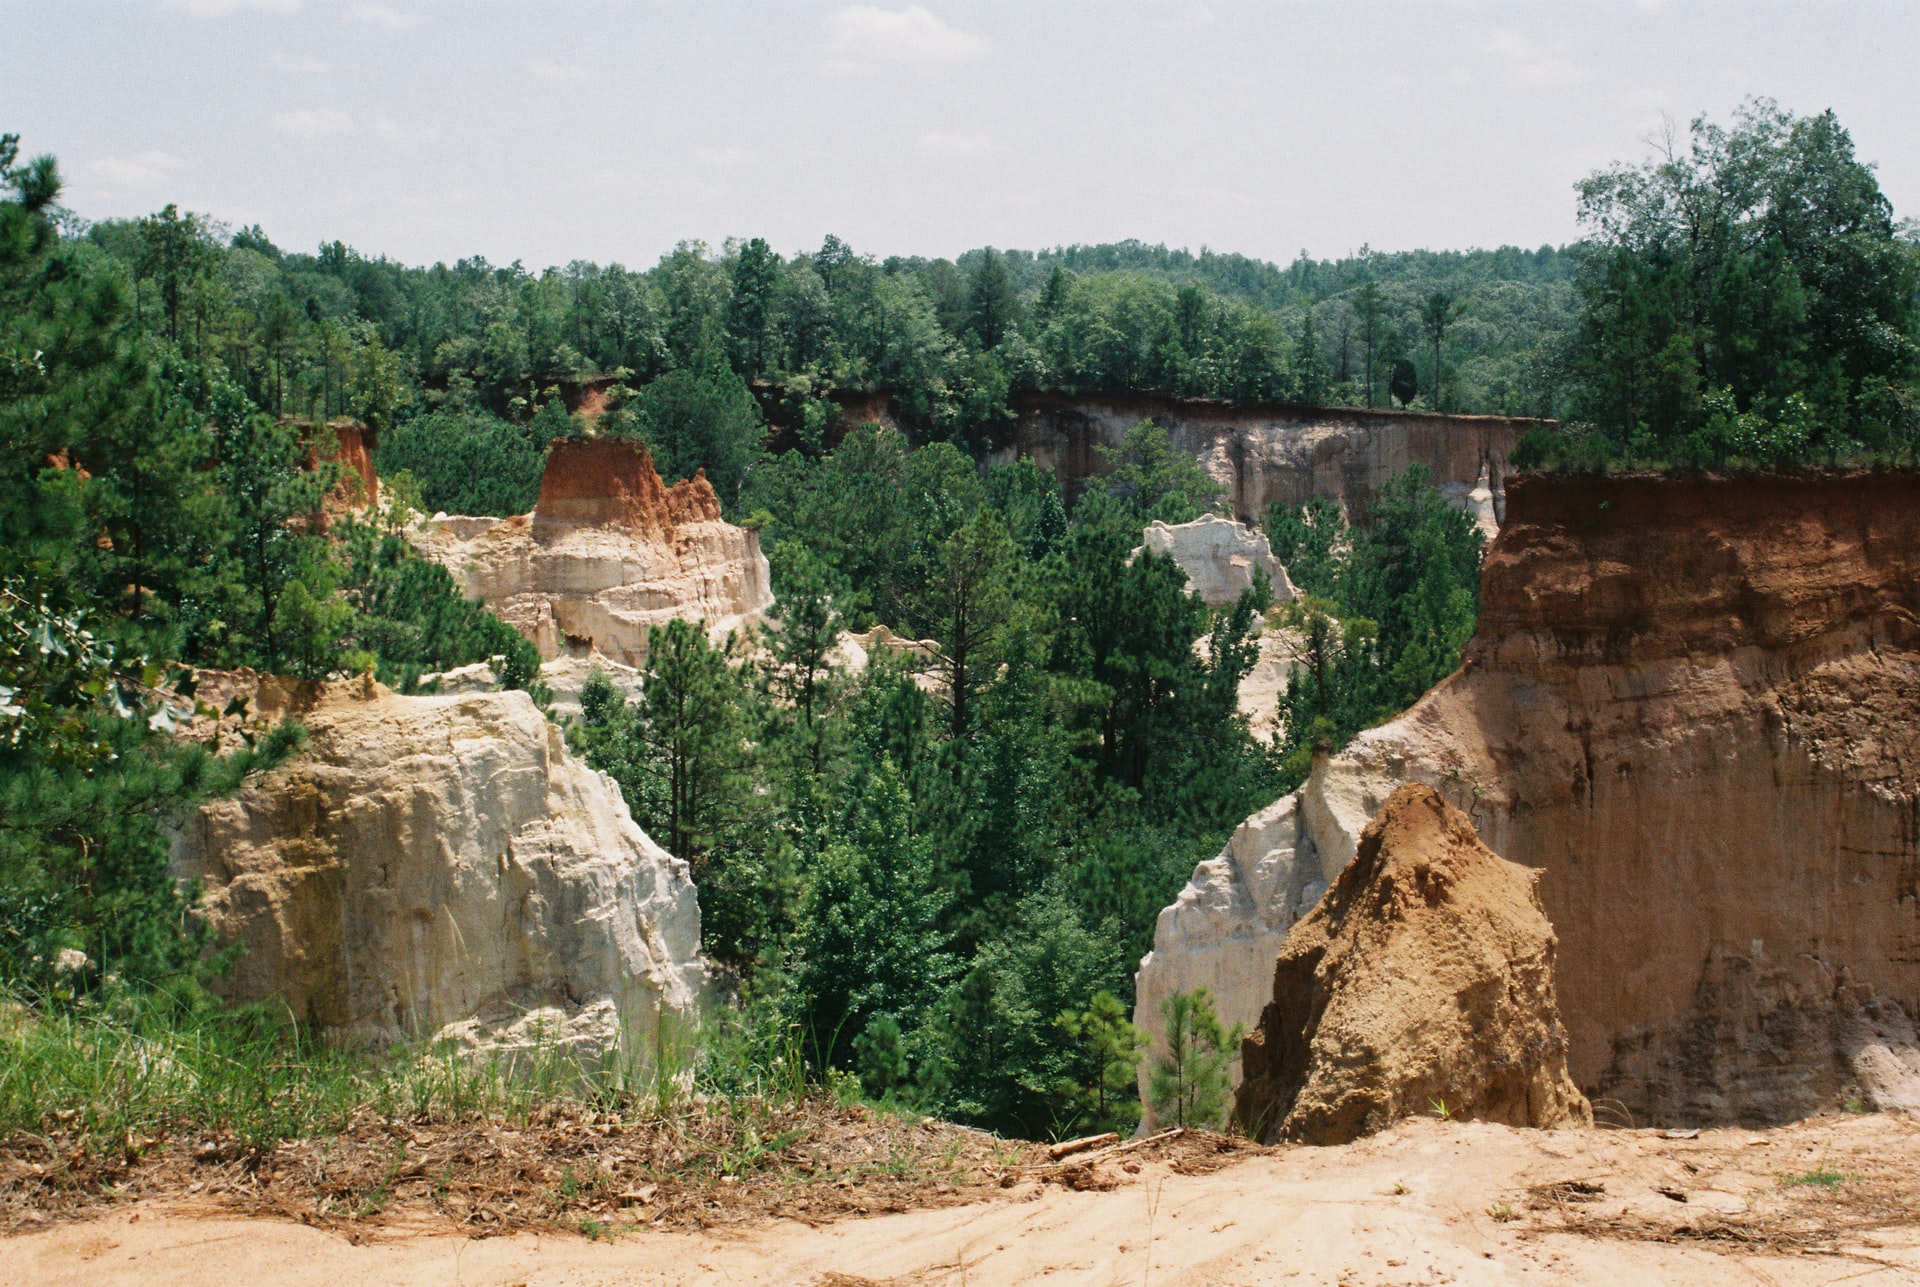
(3, 99), (1917, 1143)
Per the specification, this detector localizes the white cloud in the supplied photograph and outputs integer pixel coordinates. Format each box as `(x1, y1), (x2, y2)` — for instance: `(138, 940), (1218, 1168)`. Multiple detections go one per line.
(1485, 29), (1581, 87)
(85, 150), (182, 187)
(270, 50), (334, 73)
(272, 108), (355, 136)
(530, 59), (596, 81)
(918, 131), (995, 158)
(348, 3), (423, 30)
(695, 146), (759, 168)
(159, 0), (299, 16)
(824, 5), (988, 74)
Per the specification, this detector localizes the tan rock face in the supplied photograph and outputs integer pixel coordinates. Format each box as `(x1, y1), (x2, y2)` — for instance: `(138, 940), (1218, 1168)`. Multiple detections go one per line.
(1235, 785), (1590, 1143)
(173, 678), (706, 1057)
(1144, 470), (1920, 1126)
(989, 391), (1532, 527)
(409, 439), (772, 667)
(1134, 514), (1297, 606)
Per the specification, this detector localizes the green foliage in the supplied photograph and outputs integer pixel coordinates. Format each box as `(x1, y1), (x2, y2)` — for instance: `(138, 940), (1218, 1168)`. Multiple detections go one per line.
(1564, 99), (1920, 464)
(569, 623), (778, 969)
(1267, 467), (1483, 785)
(1082, 419), (1224, 529)
(1055, 989), (1147, 1136)
(334, 519), (546, 697)
(375, 409), (547, 517)
(1148, 987), (1240, 1129)
(627, 360), (766, 511)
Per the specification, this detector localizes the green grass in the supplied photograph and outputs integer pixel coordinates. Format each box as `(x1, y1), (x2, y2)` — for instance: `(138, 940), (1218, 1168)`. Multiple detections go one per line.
(1776, 1166), (1863, 1190)
(0, 986), (709, 1158)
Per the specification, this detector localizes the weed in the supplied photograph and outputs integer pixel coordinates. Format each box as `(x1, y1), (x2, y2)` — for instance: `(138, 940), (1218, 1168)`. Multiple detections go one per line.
(1777, 1166), (1862, 1189)
(1487, 1202), (1517, 1222)
(1428, 1096), (1452, 1120)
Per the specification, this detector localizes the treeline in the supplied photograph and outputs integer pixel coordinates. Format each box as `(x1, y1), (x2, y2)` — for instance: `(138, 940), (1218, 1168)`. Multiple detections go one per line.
(70, 199), (1576, 520)
(1535, 99), (1920, 467)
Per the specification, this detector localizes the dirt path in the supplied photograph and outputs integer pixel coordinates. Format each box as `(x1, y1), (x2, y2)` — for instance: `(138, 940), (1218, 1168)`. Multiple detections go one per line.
(12, 1114), (1920, 1286)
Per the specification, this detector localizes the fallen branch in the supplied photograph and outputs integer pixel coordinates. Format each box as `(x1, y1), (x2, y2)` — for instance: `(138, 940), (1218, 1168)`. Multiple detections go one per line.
(1046, 1133), (1119, 1160)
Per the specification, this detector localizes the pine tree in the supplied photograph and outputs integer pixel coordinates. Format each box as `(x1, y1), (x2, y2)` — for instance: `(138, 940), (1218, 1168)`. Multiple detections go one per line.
(1148, 987), (1241, 1129)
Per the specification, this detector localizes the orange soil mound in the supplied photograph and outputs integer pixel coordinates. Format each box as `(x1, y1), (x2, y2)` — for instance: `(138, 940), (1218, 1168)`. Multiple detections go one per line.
(533, 438), (722, 534)
(1236, 784), (1590, 1144)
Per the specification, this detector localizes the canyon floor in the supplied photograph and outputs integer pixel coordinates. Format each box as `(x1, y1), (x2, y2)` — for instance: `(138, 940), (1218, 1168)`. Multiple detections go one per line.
(10, 1113), (1920, 1286)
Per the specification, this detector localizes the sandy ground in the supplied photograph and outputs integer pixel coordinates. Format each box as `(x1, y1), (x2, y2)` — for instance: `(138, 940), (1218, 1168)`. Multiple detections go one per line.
(12, 1113), (1920, 1286)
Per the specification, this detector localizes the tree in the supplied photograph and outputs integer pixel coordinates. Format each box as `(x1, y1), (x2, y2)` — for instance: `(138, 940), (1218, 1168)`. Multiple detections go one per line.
(1056, 989), (1148, 1134)
(629, 360), (766, 508)
(1355, 280), (1386, 407)
(635, 619), (749, 865)
(1086, 419), (1222, 527)
(1148, 987), (1240, 1129)
(136, 204), (214, 348)
(906, 507), (1017, 747)
(1419, 291), (1456, 409)
(1292, 308), (1329, 404)
(966, 247), (1018, 350)
(1567, 99), (1920, 460)
(726, 237), (781, 379)
(1389, 357), (1418, 408)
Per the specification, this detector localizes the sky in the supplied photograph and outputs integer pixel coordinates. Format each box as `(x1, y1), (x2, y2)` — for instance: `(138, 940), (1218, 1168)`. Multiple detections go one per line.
(7, 1), (1919, 271)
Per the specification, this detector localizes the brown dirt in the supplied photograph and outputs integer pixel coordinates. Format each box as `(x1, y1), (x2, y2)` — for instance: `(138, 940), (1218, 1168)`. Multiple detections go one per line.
(533, 438), (722, 533)
(0, 1100), (1064, 1239)
(10, 1114), (1920, 1284)
(1237, 784), (1588, 1144)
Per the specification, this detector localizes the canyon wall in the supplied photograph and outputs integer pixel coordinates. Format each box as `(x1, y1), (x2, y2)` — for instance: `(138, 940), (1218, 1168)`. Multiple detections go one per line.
(816, 389), (1531, 530)
(173, 675), (706, 1058)
(410, 438), (772, 667)
(1141, 470), (1920, 1126)
(989, 392), (1531, 529)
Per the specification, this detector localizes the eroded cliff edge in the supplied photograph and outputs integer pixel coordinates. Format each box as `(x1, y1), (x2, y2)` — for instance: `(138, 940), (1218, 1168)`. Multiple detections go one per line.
(173, 675), (707, 1057)
(1141, 470), (1920, 1126)
(409, 438), (772, 667)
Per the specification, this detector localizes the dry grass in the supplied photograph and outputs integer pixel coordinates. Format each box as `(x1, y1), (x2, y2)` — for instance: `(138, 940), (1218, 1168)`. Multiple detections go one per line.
(1, 1097), (1054, 1238)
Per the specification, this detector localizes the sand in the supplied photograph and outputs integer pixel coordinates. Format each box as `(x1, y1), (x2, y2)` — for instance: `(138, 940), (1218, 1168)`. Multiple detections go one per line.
(13, 1113), (1920, 1286)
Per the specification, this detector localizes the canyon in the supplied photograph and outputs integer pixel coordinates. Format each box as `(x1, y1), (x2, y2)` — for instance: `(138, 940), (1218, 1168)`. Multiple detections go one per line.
(1141, 469), (1920, 1127)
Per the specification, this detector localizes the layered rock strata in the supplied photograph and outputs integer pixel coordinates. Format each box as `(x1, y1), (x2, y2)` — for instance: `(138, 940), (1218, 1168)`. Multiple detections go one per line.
(1134, 514), (1297, 606)
(173, 676), (706, 1058)
(987, 392), (1532, 527)
(1234, 785), (1590, 1143)
(410, 439), (772, 667)
(1141, 470), (1920, 1125)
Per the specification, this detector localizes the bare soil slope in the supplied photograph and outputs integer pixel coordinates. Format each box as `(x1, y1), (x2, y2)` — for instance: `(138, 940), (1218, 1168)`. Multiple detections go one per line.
(12, 1115), (1920, 1286)
(1236, 785), (1589, 1144)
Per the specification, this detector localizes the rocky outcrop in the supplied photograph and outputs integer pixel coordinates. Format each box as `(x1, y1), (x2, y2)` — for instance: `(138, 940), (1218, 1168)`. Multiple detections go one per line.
(1234, 785), (1589, 1143)
(1141, 469), (1920, 1126)
(409, 439), (772, 668)
(987, 392), (1534, 527)
(173, 676), (706, 1058)
(1134, 514), (1297, 606)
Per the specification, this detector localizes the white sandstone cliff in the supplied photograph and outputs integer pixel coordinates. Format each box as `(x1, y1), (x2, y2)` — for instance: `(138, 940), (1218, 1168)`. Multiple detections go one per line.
(1133, 514), (1297, 607)
(173, 676), (707, 1059)
(409, 438), (772, 669)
